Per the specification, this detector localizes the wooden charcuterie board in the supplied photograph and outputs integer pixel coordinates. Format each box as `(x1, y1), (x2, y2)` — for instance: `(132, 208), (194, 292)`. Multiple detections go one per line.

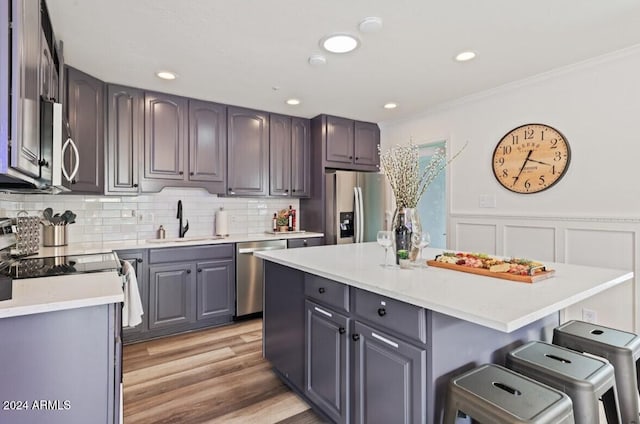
(426, 260), (555, 283)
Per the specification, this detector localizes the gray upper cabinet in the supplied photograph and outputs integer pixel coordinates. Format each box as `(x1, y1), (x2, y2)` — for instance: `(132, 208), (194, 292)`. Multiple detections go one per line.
(325, 116), (354, 166)
(291, 117), (311, 197)
(65, 66), (104, 193)
(106, 84), (143, 194)
(6, 0), (42, 178)
(354, 121), (380, 168)
(188, 99), (227, 192)
(141, 91), (188, 187)
(269, 114), (291, 197)
(139, 94), (227, 194)
(320, 115), (380, 171)
(270, 114), (311, 197)
(227, 106), (269, 196)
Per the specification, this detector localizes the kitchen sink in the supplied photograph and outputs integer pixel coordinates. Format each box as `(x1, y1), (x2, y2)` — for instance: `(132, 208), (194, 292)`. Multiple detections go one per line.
(146, 236), (226, 243)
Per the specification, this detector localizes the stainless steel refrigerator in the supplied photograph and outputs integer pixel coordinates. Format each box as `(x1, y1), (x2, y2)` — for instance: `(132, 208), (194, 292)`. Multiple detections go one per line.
(325, 170), (388, 244)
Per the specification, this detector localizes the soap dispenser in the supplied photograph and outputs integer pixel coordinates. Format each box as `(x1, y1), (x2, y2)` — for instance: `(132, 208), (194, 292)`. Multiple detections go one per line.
(157, 225), (166, 239)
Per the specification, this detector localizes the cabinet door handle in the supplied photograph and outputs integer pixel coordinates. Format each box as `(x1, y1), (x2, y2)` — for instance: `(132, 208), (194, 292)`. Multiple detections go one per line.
(377, 308), (387, 317)
(179, 171), (184, 175)
(197, 269), (202, 273)
(186, 269), (192, 274)
(355, 157), (359, 161)
(136, 258), (143, 263)
(303, 240), (308, 246)
(292, 189), (296, 193)
(339, 327), (346, 334)
(133, 183), (139, 188)
(318, 287), (326, 294)
(349, 156), (353, 160)
(371, 332), (399, 348)
(190, 172), (194, 176)
(352, 334), (360, 341)
(313, 306), (332, 318)
(228, 188), (235, 195)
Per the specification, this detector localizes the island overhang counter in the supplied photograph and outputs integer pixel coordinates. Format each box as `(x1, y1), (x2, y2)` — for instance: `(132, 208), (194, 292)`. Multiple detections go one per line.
(257, 242), (633, 424)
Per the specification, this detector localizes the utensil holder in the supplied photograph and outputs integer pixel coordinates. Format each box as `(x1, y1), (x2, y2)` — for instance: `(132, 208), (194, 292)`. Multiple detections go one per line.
(43, 225), (67, 247)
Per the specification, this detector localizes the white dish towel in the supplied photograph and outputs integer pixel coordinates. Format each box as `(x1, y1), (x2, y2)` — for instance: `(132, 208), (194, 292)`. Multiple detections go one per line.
(121, 260), (143, 328)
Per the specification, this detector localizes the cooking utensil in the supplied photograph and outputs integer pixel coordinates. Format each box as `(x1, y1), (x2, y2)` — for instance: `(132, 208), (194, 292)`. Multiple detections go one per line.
(61, 210), (73, 225)
(43, 208), (53, 222)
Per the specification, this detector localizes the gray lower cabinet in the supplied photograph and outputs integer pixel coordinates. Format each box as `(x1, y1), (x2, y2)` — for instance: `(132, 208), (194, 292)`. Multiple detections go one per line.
(140, 244), (235, 340)
(305, 300), (350, 424)
(148, 262), (196, 329)
(65, 66), (105, 192)
(0, 303), (119, 424)
(118, 249), (148, 338)
(196, 259), (235, 320)
(352, 320), (427, 424)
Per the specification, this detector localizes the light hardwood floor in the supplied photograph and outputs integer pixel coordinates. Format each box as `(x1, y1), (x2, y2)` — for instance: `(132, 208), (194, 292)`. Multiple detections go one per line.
(123, 319), (326, 424)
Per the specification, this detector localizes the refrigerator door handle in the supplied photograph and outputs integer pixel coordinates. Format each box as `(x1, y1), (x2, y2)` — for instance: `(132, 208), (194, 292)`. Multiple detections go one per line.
(357, 186), (364, 243)
(353, 187), (360, 243)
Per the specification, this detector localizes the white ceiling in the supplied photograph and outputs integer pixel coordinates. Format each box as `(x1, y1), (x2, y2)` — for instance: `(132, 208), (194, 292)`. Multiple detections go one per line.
(46, 0), (640, 124)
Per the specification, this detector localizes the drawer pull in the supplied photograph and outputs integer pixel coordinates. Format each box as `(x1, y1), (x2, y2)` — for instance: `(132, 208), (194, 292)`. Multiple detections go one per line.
(339, 327), (346, 334)
(352, 334), (360, 341)
(318, 287), (326, 294)
(371, 332), (399, 348)
(377, 308), (387, 317)
(314, 306), (332, 318)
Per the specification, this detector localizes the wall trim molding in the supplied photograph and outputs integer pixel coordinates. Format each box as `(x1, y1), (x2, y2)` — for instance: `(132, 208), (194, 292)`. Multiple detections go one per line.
(450, 212), (640, 224)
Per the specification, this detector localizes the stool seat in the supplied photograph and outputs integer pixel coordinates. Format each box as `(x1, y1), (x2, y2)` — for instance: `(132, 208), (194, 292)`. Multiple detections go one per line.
(443, 363), (575, 424)
(507, 340), (621, 424)
(553, 320), (640, 424)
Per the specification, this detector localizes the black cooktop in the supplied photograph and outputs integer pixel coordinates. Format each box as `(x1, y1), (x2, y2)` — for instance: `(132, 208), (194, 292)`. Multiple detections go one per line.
(1, 252), (121, 279)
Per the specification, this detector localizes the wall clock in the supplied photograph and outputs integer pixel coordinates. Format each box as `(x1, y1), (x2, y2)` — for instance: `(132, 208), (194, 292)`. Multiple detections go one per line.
(492, 123), (571, 194)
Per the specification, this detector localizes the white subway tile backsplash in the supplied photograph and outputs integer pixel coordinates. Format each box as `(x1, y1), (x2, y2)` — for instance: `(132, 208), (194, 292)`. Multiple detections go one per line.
(1, 192), (299, 244)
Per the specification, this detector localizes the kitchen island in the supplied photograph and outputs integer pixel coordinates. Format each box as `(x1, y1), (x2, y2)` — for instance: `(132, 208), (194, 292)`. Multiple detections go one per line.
(256, 242), (633, 424)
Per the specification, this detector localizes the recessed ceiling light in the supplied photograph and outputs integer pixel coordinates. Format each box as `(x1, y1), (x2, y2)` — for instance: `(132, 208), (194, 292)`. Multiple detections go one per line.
(455, 51), (476, 62)
(321, 34), (359, 54)
(286, 98), (301, 106)
(359, 17), (383, 33)
(308, 54), (327, 66)
(156, 71), (177, 80)
(383, 102), (398, 110)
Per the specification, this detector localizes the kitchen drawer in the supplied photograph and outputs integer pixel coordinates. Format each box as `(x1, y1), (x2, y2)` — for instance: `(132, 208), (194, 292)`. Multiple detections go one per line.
(305, 274), (349, 313)
(149, 244), (234, 264)
(352, 288), (426, 344)
(287, 237), (324, 248)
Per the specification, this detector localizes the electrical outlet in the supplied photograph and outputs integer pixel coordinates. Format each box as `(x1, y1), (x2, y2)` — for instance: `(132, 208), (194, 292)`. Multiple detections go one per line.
(138, 212), (154, 223)
(478, 195), (496, 208)
(582, 308), (597, 323)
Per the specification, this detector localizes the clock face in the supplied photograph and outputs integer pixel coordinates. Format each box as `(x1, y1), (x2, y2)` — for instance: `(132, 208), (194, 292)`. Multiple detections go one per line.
(492, 123), (571, 194)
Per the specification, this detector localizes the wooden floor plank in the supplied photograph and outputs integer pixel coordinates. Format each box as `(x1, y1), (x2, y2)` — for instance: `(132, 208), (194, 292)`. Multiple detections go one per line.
(123, 318), (325, 424)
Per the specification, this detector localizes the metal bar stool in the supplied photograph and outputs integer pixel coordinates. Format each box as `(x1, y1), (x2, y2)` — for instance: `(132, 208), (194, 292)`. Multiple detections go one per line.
(506, 340), (621, 424)
(553, 320), (640, 424)
(443, 363), (575, 424)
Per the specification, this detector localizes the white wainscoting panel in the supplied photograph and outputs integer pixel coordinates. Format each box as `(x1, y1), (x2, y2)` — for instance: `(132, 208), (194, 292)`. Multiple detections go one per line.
(504, 225), (556, 262)
(450, 214), (639, 332)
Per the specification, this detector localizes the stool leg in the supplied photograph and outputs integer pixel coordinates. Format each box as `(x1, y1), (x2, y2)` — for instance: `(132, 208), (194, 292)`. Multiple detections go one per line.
(601, 386), (621, 424)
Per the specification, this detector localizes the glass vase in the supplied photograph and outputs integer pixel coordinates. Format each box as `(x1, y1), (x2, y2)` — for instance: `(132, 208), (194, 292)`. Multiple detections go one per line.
(392, 207), (421, 264)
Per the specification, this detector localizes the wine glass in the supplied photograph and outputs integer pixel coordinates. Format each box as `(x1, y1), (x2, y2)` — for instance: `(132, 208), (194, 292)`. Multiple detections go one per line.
(376, 230), (393, 268)
(412, 231), (431, 267)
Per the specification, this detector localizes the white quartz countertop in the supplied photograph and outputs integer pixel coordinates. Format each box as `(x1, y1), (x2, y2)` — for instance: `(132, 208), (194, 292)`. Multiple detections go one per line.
(255, 242), (634, 333)
(36, 231), (324, 257)
(0, 271), (124, 319)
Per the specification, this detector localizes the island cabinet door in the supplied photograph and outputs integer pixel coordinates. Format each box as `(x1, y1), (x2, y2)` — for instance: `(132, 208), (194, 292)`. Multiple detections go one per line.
(305, 300), (350, 424)
(352, 321), (427, 424)
(148, 263), (196, 329)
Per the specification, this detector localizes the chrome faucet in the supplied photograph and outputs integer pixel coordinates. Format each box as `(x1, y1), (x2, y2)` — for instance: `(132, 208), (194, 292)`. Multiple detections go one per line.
(177, 200), (189, 238)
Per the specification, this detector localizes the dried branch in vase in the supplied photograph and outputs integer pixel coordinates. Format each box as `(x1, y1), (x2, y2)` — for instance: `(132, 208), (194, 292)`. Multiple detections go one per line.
(378, 141), (467, 208)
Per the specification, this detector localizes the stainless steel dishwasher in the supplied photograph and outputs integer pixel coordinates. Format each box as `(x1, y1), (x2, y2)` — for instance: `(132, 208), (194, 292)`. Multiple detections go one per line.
(236, 239), (287, 317)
